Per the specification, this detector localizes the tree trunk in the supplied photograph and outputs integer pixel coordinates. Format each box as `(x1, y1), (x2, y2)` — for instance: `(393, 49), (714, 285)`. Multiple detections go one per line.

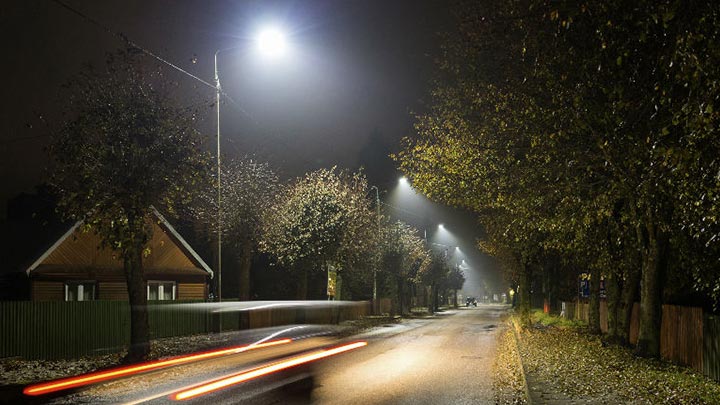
(396, 276), (405, 316)
(404, 283), (412, 315)
(124, 245), (150, 363)
(542, 257), (557, 313)
(605, 270), (621, 342)
(335, 272), (343, 301)
(588, 266), (601, 334)
(635, 220), (667, 358)
(238, 239), (253, 301)
(430, 283), (435, 313)
(297, 266), (308, 300)
(618, 264), (640, 345)
(518, 263), (532, 326)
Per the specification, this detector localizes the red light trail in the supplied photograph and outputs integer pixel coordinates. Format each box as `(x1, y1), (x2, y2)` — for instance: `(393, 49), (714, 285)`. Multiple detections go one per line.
(23, 338), (292, 396)
(172, 341), (368, 401)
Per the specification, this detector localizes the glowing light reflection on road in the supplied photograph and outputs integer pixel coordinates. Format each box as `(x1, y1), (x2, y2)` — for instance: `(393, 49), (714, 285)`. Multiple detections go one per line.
(23, 339), (292, 396)
(172, 341), (368, 401)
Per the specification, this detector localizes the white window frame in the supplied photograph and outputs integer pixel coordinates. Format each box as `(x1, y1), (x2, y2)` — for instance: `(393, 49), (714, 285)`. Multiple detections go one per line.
(147, 281), (176, 301)
(64, 281), (96, 301)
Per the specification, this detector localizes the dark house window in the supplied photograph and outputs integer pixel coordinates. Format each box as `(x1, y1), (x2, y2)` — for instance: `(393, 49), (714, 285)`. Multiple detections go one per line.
(65, 282), (96, 301)
(147, 281), (176, 301)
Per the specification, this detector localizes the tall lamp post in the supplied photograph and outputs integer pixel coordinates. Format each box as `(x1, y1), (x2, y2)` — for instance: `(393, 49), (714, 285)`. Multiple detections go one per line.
(214, 50), (223, 301)
(370, 185), (380, 313)
(213, 27), (287, 302)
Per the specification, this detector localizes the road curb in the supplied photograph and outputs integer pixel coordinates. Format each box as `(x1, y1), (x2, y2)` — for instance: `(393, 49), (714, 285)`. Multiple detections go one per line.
(510, 317), (532, 405)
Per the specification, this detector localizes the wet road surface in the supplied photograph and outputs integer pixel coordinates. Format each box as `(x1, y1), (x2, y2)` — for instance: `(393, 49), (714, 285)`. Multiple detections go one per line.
(312, 304), (510, 405)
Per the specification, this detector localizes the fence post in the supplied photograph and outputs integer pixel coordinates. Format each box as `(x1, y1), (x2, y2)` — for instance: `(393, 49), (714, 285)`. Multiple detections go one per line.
(704, 314), (720, 382)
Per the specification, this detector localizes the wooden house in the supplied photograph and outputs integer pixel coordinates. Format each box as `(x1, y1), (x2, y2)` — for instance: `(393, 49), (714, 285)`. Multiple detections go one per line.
(26, 207), (213, 301)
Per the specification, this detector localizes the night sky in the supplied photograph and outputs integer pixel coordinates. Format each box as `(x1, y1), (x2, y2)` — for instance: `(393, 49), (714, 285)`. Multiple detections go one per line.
(0, 0), (502, 293)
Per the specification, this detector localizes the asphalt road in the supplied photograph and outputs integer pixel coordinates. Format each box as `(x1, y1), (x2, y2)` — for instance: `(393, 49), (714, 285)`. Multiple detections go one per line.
(312, 304), (510, 405)
(9, 305), (510, 404)
(12, 325), (343, 405)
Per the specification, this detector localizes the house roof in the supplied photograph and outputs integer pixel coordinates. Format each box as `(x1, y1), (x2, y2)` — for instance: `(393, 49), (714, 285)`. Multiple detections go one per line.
(26, 207), (213, 278)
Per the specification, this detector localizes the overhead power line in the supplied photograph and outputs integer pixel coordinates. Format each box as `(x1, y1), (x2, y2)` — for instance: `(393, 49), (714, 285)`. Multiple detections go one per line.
(49, 0), (251, 119)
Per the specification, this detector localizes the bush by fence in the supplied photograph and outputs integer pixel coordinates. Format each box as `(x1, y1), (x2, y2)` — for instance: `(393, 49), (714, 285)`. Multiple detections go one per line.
(561, 301), (720, 382)
(0, 300), (370, 360)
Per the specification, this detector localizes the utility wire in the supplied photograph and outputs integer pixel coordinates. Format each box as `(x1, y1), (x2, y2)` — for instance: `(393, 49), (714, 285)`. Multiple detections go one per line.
(22, 0), (407, 201)
(49, 0), (252, 120)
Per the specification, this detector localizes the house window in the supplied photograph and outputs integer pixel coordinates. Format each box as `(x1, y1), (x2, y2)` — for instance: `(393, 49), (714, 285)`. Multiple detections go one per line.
(65, 282), (96, 301)
(147, 281), (176, 301)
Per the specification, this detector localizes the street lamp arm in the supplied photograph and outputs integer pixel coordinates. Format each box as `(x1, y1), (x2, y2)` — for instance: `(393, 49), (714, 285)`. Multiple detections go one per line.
(213, 49), (253, 120)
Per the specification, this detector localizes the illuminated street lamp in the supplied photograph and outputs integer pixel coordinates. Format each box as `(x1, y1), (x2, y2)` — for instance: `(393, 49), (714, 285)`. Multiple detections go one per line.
(257, 28), (287, 57)
(213, 26), (287, 301)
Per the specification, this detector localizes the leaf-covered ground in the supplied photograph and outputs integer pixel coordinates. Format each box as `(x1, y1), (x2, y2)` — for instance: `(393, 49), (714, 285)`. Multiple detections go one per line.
(0, 333), (234, 386)
(517, 311), (720, 404)
(493, 323), (528, 404)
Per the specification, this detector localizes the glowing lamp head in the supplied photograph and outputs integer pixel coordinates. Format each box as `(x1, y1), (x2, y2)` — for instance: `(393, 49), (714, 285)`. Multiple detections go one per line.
(438, 224), (444, 229)
(257, 27), (287, 57)
(399, 176), (408, 185)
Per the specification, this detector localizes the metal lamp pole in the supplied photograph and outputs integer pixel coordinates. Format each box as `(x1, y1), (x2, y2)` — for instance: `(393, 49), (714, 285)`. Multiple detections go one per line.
(370, 185), (380, 313)
(210, 29), (287, 302)
(214, 50), (223, 302)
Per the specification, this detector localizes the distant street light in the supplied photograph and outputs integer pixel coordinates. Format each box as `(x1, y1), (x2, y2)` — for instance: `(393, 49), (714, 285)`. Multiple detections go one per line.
(214, 26), (287, 301)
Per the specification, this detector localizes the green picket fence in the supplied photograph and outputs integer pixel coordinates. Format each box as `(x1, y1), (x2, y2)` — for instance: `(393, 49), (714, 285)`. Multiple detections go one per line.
(0, 301), (210, 360)
(0, 300), (370, 360)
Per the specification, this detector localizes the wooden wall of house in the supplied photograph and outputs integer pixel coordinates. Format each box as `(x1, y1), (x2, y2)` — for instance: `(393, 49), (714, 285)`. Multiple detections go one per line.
(177, 283), (206, 300)
(99, 282), (129, 300)
(31, 281), (64, 301)
(30, 279), (208, 301)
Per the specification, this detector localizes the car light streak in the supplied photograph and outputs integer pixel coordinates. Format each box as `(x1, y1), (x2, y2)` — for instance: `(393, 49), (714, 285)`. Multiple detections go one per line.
(172, 341), (368, 401)
(23, 339), (292, 396)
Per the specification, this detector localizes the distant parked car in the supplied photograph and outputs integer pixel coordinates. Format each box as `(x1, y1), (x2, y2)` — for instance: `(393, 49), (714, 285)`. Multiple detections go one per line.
(465, 297), (477, 307)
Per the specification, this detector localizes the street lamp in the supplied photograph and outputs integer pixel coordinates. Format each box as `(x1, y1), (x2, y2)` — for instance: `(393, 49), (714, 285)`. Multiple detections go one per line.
(213, 27), (287, 301)
(257, 27), (287, 57)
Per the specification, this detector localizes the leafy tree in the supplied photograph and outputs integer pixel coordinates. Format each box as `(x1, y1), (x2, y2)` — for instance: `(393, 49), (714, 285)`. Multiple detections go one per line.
(49, 51), (211, 362)
(259, 168), (376, 299)
(418, 250), (451, 312)
(193, 157), (278, 300)
(397, 0), (720, 358)
(443, 264), (466, 308)
(379, 220), (430, 315)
